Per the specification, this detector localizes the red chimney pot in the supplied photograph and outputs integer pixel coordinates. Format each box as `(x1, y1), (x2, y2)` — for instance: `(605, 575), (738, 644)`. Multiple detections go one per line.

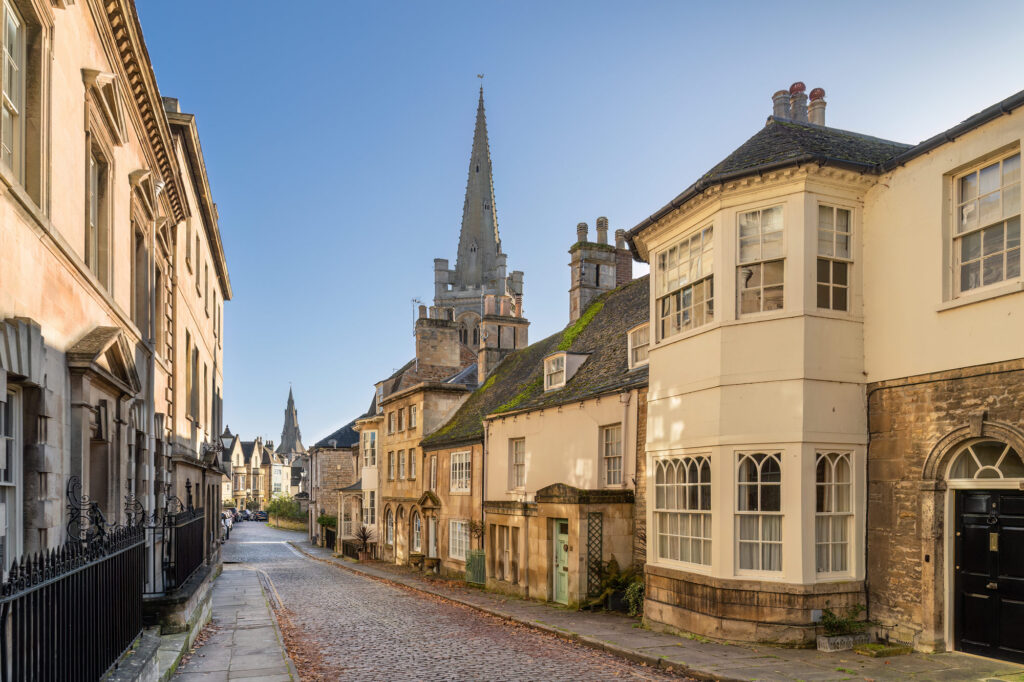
(809, 87), (826, 101)
(789, 82), (806, 94)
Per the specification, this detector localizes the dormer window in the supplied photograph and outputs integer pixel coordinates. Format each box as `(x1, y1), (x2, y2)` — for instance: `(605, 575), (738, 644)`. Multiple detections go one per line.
(545, 355), (566, 390)
(628, 323), (650, 369)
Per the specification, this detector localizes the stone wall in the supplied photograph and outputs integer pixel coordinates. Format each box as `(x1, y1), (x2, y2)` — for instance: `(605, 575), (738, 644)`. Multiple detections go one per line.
(866, 358), (1024, 650)
(633, 386), (647, 568)
(644, 565), (863, 644)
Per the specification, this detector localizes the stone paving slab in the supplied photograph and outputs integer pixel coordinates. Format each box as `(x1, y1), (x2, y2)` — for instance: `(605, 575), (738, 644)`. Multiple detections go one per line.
(173, 567), (297, 681)
(293, 539), (1024, 682)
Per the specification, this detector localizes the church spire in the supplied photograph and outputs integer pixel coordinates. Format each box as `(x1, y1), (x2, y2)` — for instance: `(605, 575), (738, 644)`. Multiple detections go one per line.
(278, 387), (306, 457)
(453, 85), (501, 290)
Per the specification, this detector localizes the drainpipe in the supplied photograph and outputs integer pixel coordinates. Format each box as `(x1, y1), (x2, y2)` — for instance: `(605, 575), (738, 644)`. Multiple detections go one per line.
(481, 421), (488, 552)
(620, 390), (632, 485)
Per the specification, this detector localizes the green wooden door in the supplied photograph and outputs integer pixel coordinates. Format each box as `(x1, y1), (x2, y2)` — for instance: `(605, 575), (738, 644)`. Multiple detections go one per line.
(554, 520), (569, 604)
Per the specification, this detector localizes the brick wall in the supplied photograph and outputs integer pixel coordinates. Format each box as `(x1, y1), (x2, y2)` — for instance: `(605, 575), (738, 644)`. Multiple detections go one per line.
(866, 358), (1024, 649)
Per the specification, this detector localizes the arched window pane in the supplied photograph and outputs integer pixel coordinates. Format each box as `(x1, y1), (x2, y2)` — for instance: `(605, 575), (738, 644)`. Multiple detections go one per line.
(949, 440), (1024, 480)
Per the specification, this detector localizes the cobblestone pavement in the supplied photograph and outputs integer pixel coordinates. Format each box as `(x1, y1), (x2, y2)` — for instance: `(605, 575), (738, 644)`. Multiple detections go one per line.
(223, 522), (687, 681)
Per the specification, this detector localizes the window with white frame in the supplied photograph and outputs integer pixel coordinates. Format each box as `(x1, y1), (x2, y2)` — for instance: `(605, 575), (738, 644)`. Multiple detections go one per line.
(815, 452), (852, 574)
(654, 456), (711, 566)
(272, 467), (282, 494)
(363, 431), (376, 467)
(544, 355), (565, 390)
(429, 455), (437, 490)
(955, 152), (1020, 294)
(398, 450), (406, 479)
(0, 388), (22, 572)
(363, 490), (376, 526)
(657, 227), (714, 339)
(628, 323), (649, 369)
(450, 452), (471, 492)
(387, 451), (395, 480)
(1, 0), (24, 180)
(949, 440), (1024, 479)
(449, 519), (469, 560)
(397, 408), (405, 431)
(412, 512), (421, 552)
(509, 439), (525, 489)
(408, 448), (416, 479)
(737, 207), (784, 314)
(816, 206), (851, 311)
(601, 424), (623, 486)
(409, 405), (417, 429)
(385, 508), (394, 545)
(736, 452), (782, 571)
(388, 412), (396, 434)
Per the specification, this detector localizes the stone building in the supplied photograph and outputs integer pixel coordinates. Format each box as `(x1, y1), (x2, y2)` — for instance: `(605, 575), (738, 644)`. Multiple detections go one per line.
(422, 223), (645, 595)
(433, 88), (525, 351)
(308, 418), (361, 548)
(376, 307), (479, 566)
(626, 83), (1024, 661)
(0, 0), (229, 580)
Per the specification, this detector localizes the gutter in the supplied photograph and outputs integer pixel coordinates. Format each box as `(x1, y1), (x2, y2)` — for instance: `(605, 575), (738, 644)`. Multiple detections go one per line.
(624, 154), (875, 261)
(879, 88), (1024, 172)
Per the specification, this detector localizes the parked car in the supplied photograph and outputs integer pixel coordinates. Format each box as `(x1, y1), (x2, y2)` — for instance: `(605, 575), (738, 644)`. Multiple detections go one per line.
(240, 509), (252, 521)
(254, 511), (268, 522)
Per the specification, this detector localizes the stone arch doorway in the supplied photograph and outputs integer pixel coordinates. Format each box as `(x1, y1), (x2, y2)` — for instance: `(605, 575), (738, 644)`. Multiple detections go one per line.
(925, 418), (1024, 663)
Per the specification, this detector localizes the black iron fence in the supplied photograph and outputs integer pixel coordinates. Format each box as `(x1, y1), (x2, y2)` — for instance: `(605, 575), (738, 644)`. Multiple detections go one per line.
(166, 508), (205, 591)
(0, 525), (145, 682)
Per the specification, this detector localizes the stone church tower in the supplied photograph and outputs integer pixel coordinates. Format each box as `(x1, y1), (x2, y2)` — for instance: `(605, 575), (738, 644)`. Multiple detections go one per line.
(433, 88), (525, 349)
(277, 387), (307, 462)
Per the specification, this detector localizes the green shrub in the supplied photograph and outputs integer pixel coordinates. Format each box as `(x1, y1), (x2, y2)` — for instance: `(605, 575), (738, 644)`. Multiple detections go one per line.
(317, 513), (337, 529)
(821, 604), (866, 636)
(265, 495), (305, 523)
(625, 579), (645, 617)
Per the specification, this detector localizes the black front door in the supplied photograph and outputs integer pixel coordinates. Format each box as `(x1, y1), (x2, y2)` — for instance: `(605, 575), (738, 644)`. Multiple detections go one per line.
(955, 490), (1024, 663)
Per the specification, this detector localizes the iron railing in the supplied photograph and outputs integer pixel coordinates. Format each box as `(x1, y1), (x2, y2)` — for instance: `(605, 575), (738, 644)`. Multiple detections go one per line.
(0, 525), (145, 682)
(166, 508), (205, 590)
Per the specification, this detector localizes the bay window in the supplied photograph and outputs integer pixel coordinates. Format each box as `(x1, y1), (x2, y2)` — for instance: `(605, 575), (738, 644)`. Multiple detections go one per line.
(955, 152), (1020, 294)
(362, 431), (376, 467)
(736, 452), (782, 572)
(815, 452), (852, 574)
(737, 207), (784, 314)
(816, 205), (851, 311)
(657, 227), (714, 339)
(654, 456), (711, 566)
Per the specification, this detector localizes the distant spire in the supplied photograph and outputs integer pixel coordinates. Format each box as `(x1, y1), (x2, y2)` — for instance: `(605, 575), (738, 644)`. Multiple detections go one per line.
(278, 387), (306, 456)
(452, 83), (501, 290)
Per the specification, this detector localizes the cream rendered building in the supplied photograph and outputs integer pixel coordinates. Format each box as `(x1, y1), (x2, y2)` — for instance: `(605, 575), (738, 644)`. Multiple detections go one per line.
(628, 84), (1024, 660)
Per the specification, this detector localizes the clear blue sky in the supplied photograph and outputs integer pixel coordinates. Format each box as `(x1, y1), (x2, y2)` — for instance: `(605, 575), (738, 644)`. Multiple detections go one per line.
(136, 1), (1024, 445)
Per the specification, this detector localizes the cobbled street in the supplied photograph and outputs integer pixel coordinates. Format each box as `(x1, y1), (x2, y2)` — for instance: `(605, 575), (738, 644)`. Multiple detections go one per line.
(213, 522), (687, 681)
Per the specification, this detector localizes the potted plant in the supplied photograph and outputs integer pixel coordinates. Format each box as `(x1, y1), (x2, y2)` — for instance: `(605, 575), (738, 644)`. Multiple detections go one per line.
(355, 524), (374, 561)
(816, 604), (871, 652)
(583, 557), (635, 612)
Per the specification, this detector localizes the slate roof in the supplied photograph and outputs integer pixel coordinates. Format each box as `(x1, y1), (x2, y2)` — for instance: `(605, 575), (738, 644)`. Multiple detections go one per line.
(240, 441), (257, 465)
(700, 117), (910, 182)
(313, 418), (360, 449)
(629, 88), (1024, 254)
(423, 276), (649, 451)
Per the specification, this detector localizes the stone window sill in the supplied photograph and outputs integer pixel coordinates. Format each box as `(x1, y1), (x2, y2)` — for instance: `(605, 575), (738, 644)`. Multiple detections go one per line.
(937, 280), (1024, 312)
